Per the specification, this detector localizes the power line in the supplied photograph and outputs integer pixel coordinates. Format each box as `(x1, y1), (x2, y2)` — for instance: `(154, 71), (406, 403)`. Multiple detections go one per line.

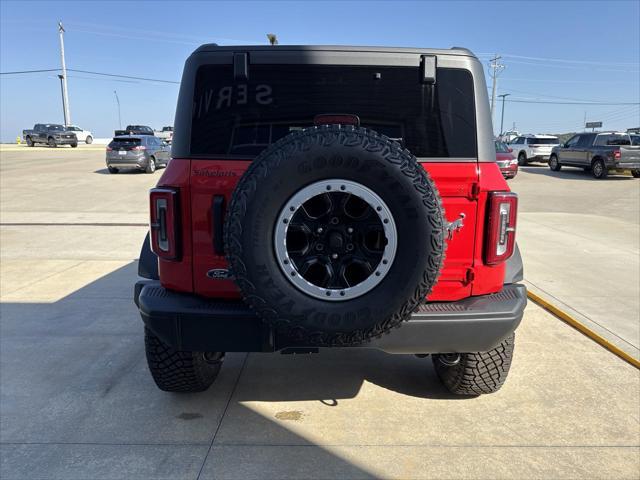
(478, 52), (638, 67)
(0, 68), (59, 75)
(0, 67), (179, 84)
(67, 69), (179, 84)
(506, 100), (639, 105)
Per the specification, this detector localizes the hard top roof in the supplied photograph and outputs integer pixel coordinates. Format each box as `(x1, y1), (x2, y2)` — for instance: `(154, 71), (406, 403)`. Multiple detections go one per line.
(193, 44), (476, 58)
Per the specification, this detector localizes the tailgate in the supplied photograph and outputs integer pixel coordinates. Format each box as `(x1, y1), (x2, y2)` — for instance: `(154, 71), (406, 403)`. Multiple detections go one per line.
(620, 146), (640, 163)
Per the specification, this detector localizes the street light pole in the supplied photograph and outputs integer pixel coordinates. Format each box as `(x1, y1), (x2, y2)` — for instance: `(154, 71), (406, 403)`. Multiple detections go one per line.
(57, 21), (71, 126)
(498, 93), (510, 135)
(113, 90), (121, 129)
(57, 75), (66, 123)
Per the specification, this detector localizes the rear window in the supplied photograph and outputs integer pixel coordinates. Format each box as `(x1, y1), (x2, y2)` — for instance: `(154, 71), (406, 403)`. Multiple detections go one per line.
(110, 138), (141, 148)
(594, 134), (631, 146)
(529, 137), (558, 145)
(190, 65), (477, 159)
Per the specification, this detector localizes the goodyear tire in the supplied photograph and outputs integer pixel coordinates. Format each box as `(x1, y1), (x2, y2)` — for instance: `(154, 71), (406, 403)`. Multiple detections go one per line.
(144, 327), (224, 392)
(225, 125), (446, 346)
(433, 333), (515, 395)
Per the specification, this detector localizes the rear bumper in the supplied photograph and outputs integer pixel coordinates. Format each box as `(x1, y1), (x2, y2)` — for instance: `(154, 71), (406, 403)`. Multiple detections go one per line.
(106, 155), (146, 169)
(611, 162), (640, 170)
(529, 155), (550, 162)
(134, 281), (527, 354)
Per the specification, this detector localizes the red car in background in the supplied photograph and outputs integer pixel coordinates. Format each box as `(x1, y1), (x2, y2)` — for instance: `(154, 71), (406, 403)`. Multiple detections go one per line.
(496, 141), (518, 179)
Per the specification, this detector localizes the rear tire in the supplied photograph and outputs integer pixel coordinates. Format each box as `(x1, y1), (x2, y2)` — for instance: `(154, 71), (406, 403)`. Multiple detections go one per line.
(145, 156), (156, 174)
(47, 137), (57, 148)
(107, 166), (119, 174)
(144, 327), (224, 393)
(631, 170), (640, 178)
(85, 135), (93, 144)
(517, 152), (527, 166)
(549, 155), (561, 171)
(592, 159), (608, 179)
(433, 333), (515, 395)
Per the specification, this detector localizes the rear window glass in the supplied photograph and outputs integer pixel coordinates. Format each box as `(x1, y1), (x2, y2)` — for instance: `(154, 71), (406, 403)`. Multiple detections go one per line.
(529, 137), (558, 145)
(191, 65), (477, 158)
(594, 134), (631, 146)
(110, 138), (141, 148)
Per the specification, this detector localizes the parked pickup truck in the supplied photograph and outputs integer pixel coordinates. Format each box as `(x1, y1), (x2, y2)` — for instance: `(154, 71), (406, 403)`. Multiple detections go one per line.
(549, 131), (640, 179)
(154, 126), (173, 143)
(22, 124), (78, 148)
(114, 125), (154, 136)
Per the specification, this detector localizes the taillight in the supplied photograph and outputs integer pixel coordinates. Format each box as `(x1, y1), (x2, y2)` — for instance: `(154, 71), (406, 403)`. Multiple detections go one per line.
(132, 145), (146, 151)
(150, 187), (180, 260)
(613, 150), (621, 160)
(484, 192), (518, 265)
(106, 146), (112, 151)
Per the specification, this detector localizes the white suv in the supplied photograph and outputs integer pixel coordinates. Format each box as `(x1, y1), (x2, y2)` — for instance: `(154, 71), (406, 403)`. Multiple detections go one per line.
(67, 125), (93, 144)
(508, 134), (559, 165)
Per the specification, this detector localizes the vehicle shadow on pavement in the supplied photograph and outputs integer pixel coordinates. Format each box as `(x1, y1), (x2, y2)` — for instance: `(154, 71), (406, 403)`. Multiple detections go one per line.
(521, 166), (634, 181)
(93, 168), (143, 175)
(0, 261), (457, 478)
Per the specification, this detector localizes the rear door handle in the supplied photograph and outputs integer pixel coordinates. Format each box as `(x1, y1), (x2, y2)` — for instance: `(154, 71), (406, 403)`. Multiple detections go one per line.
(212, 195), (225, 255)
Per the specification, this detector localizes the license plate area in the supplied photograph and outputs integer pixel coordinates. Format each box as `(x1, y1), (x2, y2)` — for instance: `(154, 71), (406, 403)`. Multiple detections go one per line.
(118, 151), (126, 155)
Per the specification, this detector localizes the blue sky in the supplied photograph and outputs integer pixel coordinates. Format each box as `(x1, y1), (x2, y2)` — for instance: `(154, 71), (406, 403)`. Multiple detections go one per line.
(1, 0), (638, 142)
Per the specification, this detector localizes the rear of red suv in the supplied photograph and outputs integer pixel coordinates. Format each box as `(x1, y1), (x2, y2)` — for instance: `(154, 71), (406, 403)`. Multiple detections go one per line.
(135, 45), (526, 396)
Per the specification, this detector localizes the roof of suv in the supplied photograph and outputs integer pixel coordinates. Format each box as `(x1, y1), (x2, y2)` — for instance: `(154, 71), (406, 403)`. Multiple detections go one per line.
(193, 44), (476, 58)
(521, 134), (558, 138)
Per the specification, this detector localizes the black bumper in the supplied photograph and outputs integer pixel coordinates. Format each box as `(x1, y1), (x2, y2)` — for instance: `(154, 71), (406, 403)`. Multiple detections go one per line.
(135, 281), (526, 354)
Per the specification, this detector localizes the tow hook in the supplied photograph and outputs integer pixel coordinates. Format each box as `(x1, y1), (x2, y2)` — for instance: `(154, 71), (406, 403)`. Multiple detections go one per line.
(446, 213), (466, 240)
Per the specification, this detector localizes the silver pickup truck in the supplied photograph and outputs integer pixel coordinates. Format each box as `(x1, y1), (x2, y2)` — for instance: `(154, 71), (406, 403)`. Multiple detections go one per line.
(549, 132), (640, 179)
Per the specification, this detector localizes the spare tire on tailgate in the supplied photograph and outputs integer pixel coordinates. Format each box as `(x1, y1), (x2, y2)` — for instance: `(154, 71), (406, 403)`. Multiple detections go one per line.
(225, 125), (445, 346)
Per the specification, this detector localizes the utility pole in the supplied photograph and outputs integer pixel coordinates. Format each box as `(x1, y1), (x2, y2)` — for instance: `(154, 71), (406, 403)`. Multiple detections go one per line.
(113, 90), (122, 129)
(498, 93), (510, 135)
(488, 55), (505, 128)
(58, 21), (71, 126)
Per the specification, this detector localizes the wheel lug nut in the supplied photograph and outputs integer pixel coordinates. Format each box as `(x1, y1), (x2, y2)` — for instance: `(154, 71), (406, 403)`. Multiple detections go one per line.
(316, 244), (324, 251)
(317, 227), (324, 234)
(331, 253), (338, 260)
(347, 227), (354, 234)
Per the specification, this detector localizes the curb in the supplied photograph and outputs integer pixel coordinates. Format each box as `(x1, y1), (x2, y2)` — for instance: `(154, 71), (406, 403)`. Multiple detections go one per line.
(527, 290), (640, 370)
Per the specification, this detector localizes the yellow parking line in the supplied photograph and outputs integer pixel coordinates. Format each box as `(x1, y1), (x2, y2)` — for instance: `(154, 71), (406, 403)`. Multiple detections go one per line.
(527, 291), (640, 369)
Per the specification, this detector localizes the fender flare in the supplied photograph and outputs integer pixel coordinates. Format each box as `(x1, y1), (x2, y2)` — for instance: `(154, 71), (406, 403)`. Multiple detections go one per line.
(138, 232), (159, 280)
(504, 243), (523, 284)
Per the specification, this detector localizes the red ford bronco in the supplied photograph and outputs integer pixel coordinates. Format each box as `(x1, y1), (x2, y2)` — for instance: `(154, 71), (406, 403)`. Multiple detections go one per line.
(134, 45), (526, 396)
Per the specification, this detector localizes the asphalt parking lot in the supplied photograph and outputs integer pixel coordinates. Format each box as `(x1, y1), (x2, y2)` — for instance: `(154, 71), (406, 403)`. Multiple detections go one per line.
(1, 146), (639, 479)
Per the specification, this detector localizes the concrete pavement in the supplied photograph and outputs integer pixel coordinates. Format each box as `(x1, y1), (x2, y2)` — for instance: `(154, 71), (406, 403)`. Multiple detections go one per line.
(1, 150), (639, 479)
(512, 163), (640, 360)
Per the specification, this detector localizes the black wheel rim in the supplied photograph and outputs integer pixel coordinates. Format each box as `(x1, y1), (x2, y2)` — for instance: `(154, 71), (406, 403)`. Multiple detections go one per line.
(275, 179), (397, 301)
